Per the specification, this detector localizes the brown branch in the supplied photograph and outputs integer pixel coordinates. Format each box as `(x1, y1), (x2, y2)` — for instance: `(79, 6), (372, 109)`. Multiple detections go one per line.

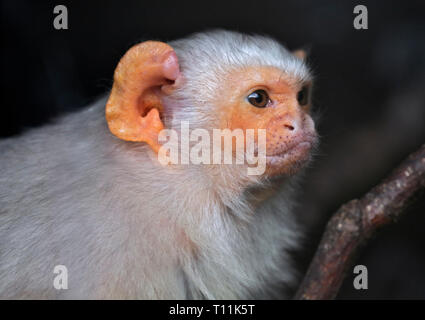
(294, 143), (425, 300)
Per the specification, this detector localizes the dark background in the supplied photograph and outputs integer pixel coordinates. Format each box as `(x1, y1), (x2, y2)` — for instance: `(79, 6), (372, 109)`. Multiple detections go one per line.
(1, 0), (424, 299)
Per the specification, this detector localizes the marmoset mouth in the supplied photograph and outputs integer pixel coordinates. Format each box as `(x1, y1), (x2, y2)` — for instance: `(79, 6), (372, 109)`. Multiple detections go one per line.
(266, 133), (317, 156)
(266, 141), (312, 164)
(264, 135), (318, 175)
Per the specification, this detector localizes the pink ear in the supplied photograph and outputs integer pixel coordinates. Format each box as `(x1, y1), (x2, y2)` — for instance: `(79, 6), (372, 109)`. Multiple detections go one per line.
(162, 51), (180, 81)
(105, 41), (180, 152)
(293, 49), (307, 60)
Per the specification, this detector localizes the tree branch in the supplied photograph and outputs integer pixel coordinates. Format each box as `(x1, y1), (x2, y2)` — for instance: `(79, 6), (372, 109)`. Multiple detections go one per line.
(294, 144), (425, 300)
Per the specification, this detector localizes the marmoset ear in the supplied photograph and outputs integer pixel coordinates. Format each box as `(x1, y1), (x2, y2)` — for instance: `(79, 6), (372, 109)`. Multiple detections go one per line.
(292, 49), (307, 60)
(106, 41), (180, 153)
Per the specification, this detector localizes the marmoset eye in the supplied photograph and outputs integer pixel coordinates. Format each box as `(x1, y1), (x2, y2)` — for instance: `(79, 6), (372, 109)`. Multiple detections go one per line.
(247, 90), (270, 108)
(297, 86), (309, 106)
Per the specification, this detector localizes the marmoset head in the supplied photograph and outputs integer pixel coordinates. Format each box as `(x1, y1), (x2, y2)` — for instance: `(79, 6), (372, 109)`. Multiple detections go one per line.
(106, 30), (318, 178)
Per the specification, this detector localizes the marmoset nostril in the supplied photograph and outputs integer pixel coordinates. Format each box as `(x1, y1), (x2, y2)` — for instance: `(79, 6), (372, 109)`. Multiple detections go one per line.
(284, 124), (295, 131)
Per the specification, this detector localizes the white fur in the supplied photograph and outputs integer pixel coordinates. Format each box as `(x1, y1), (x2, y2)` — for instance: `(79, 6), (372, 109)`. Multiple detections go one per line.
(0, 30), (311, 299)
